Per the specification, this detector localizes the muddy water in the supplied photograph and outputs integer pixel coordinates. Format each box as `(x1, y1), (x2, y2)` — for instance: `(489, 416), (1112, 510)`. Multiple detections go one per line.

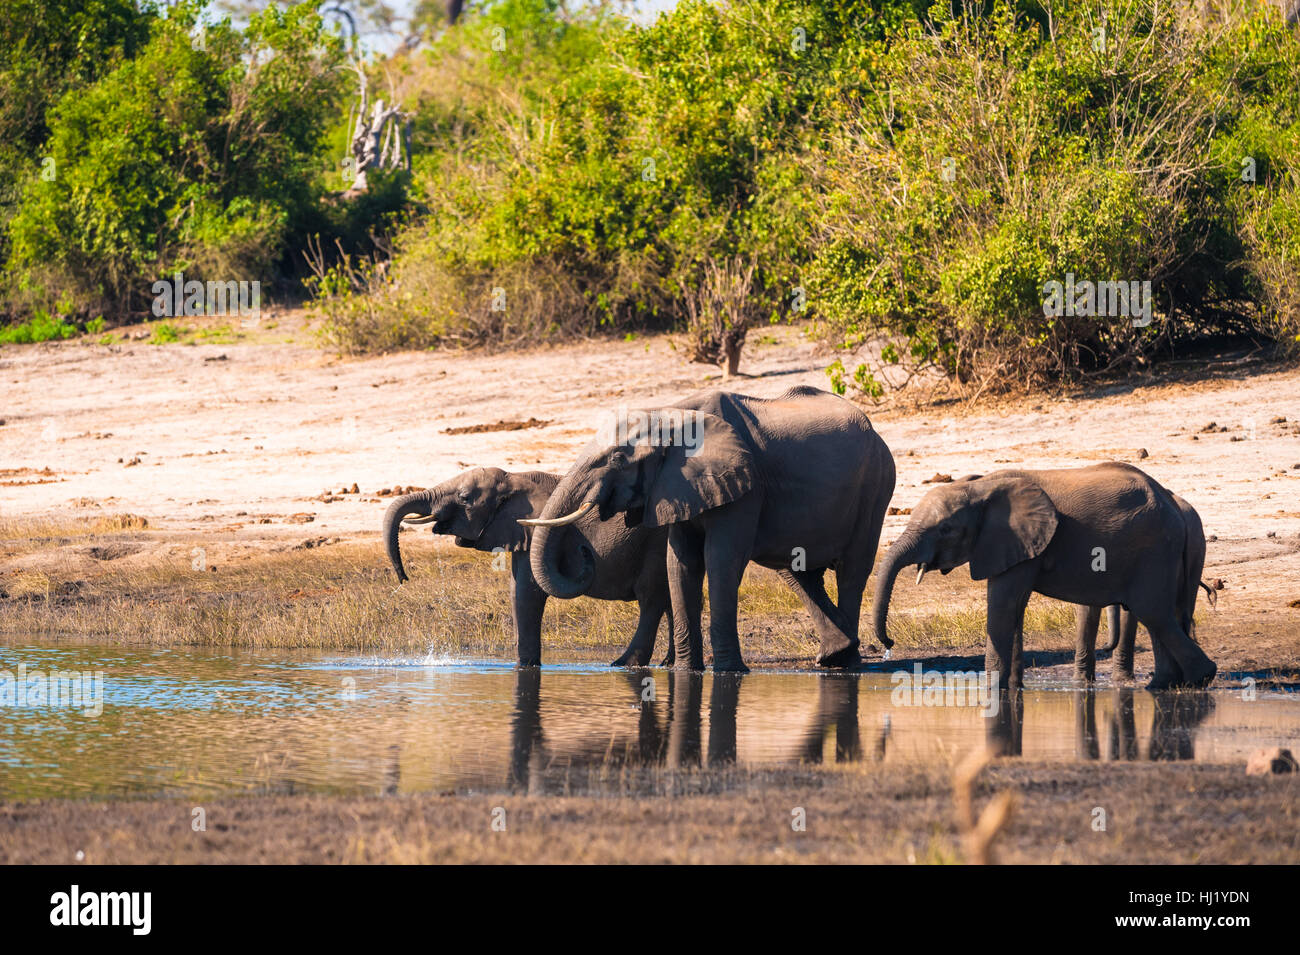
(0, 642), (1296, 800)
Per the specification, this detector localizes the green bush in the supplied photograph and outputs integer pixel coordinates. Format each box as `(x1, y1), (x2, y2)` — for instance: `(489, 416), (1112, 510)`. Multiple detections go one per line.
(807, 0), (1300, 393)
(0, 310), (78, 344)
(4, 1), (345, 319)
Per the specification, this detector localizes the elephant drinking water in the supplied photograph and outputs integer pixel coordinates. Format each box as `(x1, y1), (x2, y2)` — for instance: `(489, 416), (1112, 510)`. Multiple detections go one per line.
(522, 387), (896, 672)
(873, 463), (1216, 691)
(382, 467), (669, 667)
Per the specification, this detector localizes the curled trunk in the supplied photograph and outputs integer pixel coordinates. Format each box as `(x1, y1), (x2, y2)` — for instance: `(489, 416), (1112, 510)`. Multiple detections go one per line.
(872, 530), (924, 652)
(528, 476), (595, 599)
(382, 489), (438, 583)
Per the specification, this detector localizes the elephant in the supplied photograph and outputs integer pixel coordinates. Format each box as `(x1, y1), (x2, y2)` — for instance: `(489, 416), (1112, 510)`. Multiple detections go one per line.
(382, 467), (670, 667)
(872, 462), (1217, 691)
(520, 386), (896, 672)
(1073, 493), (1214, 681)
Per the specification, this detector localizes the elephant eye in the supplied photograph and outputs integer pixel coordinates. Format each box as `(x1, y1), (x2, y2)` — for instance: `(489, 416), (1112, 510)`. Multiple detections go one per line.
(609, 450), (629, 469)
(456, 489), (472, 503)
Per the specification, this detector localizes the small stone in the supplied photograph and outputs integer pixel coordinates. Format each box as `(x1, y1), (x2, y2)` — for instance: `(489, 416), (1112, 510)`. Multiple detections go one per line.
(1246, 747), (1298, 775)
(1136, 448), (1148, 459)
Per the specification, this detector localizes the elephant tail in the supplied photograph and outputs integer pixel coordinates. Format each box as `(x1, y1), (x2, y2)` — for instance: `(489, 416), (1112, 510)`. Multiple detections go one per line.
(1198, 579), (1219, 609)
(1178, 517), (1198, 642)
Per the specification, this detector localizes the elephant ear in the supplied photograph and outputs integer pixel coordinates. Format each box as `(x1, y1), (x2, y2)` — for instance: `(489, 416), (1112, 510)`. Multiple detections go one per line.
(478, 490), (537, 553)
(643, 411), (755, 526)
(969, 477), (1059, 580)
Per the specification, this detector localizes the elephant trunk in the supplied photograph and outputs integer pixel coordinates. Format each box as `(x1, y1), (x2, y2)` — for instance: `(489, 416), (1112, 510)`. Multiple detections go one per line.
(528, 476), (596, 599)
(872, 529), (926, 652)
(383, 489), (440, 583)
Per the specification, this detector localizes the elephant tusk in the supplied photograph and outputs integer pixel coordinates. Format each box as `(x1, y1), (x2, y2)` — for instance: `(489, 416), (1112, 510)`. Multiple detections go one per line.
(401, 514), (439, 525)
(915, 564), (928, 586)
(518, 500), (596, 528)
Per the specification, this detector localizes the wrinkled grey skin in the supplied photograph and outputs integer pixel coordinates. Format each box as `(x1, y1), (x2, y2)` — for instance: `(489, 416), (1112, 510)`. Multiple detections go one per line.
(874, 463), (1216, 691)
(1073, 493), (1211, 681)
(383, 467), (669, 667)
(527, 387), (896, 673)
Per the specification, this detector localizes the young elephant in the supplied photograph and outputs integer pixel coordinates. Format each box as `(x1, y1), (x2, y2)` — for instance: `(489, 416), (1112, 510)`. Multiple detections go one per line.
(873, 462), (1216, 691)
(382, 468), (670, 667)
(521, 386), (896, 672)
(1073, 493), (1213, 681)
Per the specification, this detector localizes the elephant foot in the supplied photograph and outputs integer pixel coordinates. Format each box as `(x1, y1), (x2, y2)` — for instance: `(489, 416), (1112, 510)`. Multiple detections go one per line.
(659, 650), (675, 667)
(1074, 667), (1096, 683)
(515, 659), (541, 669)
(817, 644), (862, 669)
(711, 658), (750, 674)
(610, 649), (651, 667)
(1185, 660), (1216, 688)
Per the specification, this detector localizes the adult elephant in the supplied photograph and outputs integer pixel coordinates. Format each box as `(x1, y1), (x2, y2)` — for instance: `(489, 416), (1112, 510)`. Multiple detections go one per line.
(873, 463), (1216, 691)
(382, 467), (669, 667)
(1073, 493), (1214, 681)
(521, 387), (896, 672)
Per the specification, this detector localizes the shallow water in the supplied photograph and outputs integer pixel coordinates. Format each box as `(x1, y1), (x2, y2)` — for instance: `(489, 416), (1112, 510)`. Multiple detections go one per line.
(0, 641), (1296, 800)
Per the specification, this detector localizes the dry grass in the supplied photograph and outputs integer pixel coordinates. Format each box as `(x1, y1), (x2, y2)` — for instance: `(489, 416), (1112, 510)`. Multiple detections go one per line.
(0, 513), (150, 554)
(0, 516), (1077, 658)
(3, 760), (1296, 864)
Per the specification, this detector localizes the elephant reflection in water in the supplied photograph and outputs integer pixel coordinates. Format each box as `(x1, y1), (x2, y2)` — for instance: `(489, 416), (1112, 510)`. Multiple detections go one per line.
(1070, 688), (1216, 761)
(792, 675), (891, 764)
(507, 669), (747, 794)
(506, 670), (882, 793)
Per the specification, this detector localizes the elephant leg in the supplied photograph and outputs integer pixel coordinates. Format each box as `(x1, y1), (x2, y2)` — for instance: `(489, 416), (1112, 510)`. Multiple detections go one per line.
(834, 559), (872, 647)
(1142, 613), (1216, 689)
(778, 567), (859, 668)
(660, 606), (676, 668)
(1113, 608), (1138, 679)
(510, 552), (547, 667)
(612, 564), (670, 667)
(985, 564), (1036, 691)
(1146, 624), (1183, 688)
(704, 531), (750, 673)
(667, 525), (706, 671)
(611, 600), (666, 668)
(1074, 605), (1102, 681)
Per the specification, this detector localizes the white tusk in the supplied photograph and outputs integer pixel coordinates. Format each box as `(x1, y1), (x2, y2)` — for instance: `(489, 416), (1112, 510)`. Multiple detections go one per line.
(915, 564), (928, 586)
(402, 514), (439, 525)
(518, 500), (596, 528)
